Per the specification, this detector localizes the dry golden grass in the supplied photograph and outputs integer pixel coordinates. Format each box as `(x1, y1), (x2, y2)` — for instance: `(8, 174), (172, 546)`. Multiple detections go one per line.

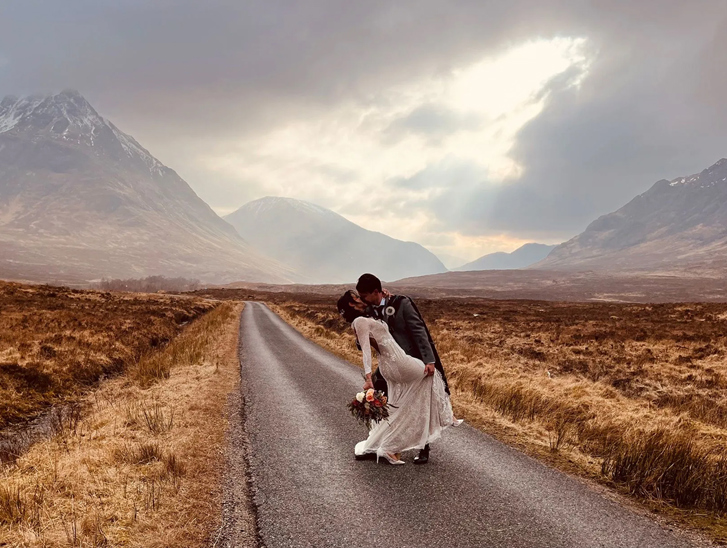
(201, 289), (727, 541)
(0, 281), (214, 432)
(0, 301), (245, 547)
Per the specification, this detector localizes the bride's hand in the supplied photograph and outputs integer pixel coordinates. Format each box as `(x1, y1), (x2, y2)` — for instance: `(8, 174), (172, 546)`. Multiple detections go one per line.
(363, 374), (374, 391)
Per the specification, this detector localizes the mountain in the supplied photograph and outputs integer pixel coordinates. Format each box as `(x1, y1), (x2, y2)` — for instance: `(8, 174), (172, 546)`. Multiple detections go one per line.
(224, 197), (447, 283)
(455, 243), (556, 271)
(0, 90), (291, 284)
(536, 158), (727, 273)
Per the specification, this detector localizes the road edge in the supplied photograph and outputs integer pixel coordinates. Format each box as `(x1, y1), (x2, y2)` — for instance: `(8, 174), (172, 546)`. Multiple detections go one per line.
(213, 304), (264, 548)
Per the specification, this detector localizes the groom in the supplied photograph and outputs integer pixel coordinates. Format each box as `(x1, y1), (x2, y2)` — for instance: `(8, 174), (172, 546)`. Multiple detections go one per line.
(356, 273), (450, 464)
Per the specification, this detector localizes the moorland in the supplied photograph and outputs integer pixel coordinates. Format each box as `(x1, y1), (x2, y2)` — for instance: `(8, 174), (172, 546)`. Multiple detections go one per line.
(0, 282), (246, 547)
(0, 282), (213, 433)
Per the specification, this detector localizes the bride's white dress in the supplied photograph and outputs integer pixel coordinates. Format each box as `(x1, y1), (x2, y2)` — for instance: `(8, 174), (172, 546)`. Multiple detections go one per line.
(352, 316), (455, 459)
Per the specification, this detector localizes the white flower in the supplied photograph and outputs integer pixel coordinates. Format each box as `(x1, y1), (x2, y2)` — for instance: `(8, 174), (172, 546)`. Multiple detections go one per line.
(356, 392), (365, 402)
(384, 306), (395, 317)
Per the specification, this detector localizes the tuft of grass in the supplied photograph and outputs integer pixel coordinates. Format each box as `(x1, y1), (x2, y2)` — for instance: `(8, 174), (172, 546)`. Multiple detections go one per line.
(164, 453), (187, 492)
(49, 401), (84, 439)
(124, 400), (175, 434)
(133, 354), (172, 386)
(142, 402), (174, 435)
(0, 484), (25, 525)
(114, 442), (164, 465)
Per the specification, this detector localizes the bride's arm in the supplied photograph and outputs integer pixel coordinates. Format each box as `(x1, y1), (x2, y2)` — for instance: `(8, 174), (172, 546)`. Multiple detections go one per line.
(352, 318), (374, 389)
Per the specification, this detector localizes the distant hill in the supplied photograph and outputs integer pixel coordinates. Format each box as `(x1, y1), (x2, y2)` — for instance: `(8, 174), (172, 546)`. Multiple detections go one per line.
(224, 196), (447, 283)
(536, 158), (727, 274)
(0, 90), (291, 284)
(455, 243), (556, 271)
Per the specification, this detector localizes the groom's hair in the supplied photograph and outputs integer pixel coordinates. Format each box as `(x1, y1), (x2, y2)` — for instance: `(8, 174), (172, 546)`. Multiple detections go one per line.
(356, 273), (382, 295)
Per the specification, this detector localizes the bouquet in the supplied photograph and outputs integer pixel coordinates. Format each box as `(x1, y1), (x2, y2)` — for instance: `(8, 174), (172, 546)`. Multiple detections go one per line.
(348, 388), (391, 430)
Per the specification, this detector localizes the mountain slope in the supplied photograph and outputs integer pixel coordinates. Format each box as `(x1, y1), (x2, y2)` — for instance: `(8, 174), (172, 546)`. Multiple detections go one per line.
(455, 243), (556, 271)
(224, 197), (447, 283)
(0, 90), (291, 284)
(536, 158), (727, 273)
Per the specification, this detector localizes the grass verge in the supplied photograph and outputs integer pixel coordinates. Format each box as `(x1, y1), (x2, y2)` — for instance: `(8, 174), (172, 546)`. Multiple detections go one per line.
(0, 301), (245, 547)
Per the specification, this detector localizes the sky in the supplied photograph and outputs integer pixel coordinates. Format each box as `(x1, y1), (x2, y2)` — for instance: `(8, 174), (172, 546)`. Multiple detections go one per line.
(1, 1), (727, 264)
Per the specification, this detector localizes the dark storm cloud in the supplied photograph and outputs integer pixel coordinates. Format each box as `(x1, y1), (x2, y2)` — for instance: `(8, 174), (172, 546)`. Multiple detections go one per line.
(1, 0), (726, 241)
(429, 1), (727, 238)
(0, 0), (557, 138)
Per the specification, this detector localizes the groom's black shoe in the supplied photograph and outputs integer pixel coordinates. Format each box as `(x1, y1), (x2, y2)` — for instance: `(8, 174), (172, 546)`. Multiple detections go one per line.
(354, 453), (376, 461)
(413, 444), (430, 465)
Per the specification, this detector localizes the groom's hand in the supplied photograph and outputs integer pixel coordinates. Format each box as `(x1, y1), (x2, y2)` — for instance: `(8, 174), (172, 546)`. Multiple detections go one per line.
(424, 363), (435, 376)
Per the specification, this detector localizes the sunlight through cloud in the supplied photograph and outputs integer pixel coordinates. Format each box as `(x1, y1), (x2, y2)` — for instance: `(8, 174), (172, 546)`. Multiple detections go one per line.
(207, 37), (591, 261)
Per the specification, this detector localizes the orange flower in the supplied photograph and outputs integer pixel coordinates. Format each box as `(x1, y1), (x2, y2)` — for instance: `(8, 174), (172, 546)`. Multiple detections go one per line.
(381, 396), (387, 405)
(365, 389), (375, 402)
(374, 400), (382, 407)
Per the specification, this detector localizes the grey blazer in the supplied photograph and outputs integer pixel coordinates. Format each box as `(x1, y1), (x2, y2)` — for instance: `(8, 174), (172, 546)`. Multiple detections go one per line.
(380, 295), (436, 365)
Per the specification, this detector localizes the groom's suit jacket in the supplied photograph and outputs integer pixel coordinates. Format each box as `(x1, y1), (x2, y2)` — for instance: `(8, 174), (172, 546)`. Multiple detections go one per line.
(370, 294), (450, 395)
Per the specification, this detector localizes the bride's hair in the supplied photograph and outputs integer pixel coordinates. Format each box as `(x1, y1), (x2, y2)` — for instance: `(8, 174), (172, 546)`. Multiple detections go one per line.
(337, 290), (365, 323)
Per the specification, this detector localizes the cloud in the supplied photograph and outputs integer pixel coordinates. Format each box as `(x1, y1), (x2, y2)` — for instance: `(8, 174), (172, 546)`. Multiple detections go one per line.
(425, 1), (727, 240)
(1, 0), (726, 260)
(389, 158), (484, 190)
(385, 104), (486, 144)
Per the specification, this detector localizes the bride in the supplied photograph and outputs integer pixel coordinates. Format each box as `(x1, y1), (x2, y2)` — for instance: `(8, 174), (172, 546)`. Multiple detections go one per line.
(337, 290), (461, 465)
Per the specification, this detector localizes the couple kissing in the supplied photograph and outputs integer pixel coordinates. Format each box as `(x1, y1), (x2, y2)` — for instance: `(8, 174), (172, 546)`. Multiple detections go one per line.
(337, 273), (462, 465)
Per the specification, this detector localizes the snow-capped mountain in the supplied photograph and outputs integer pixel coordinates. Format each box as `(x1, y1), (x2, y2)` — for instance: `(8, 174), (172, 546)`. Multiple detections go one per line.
(0, 90), (292, 284)
(536, 158), (727, 273)
(455, 243), (556, 271)
(0, 90), (166, 176)
(224, 196), (447, 283)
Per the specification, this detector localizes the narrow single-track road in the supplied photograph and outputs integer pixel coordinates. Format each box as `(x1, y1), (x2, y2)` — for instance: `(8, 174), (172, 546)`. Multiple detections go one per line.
(234, 302), (706, 548)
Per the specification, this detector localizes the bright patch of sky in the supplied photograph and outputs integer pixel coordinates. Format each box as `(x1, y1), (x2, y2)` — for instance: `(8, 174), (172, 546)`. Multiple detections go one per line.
(206, 37), (590, 261)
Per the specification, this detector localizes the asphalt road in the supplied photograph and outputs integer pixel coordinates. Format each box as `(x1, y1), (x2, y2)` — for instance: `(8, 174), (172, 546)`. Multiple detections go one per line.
(237, 302), (705, 548)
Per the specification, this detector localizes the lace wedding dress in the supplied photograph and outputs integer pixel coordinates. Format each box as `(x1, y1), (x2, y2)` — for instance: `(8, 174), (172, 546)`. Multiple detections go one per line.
(352, 316), (455, 461)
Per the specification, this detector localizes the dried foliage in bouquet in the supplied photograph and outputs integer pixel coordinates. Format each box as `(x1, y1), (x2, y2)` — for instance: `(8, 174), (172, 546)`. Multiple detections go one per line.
(348, 388), (392, 430)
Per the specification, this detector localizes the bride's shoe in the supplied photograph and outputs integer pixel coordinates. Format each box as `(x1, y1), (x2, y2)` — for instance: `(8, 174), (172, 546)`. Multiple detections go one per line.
(452, 418), (464, 427)
(382, 452), (405, 465)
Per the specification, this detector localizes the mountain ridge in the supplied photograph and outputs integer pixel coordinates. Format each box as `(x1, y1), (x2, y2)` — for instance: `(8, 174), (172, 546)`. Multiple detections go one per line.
(535, 158), (727, 273)
(455, 243), (556, 271)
